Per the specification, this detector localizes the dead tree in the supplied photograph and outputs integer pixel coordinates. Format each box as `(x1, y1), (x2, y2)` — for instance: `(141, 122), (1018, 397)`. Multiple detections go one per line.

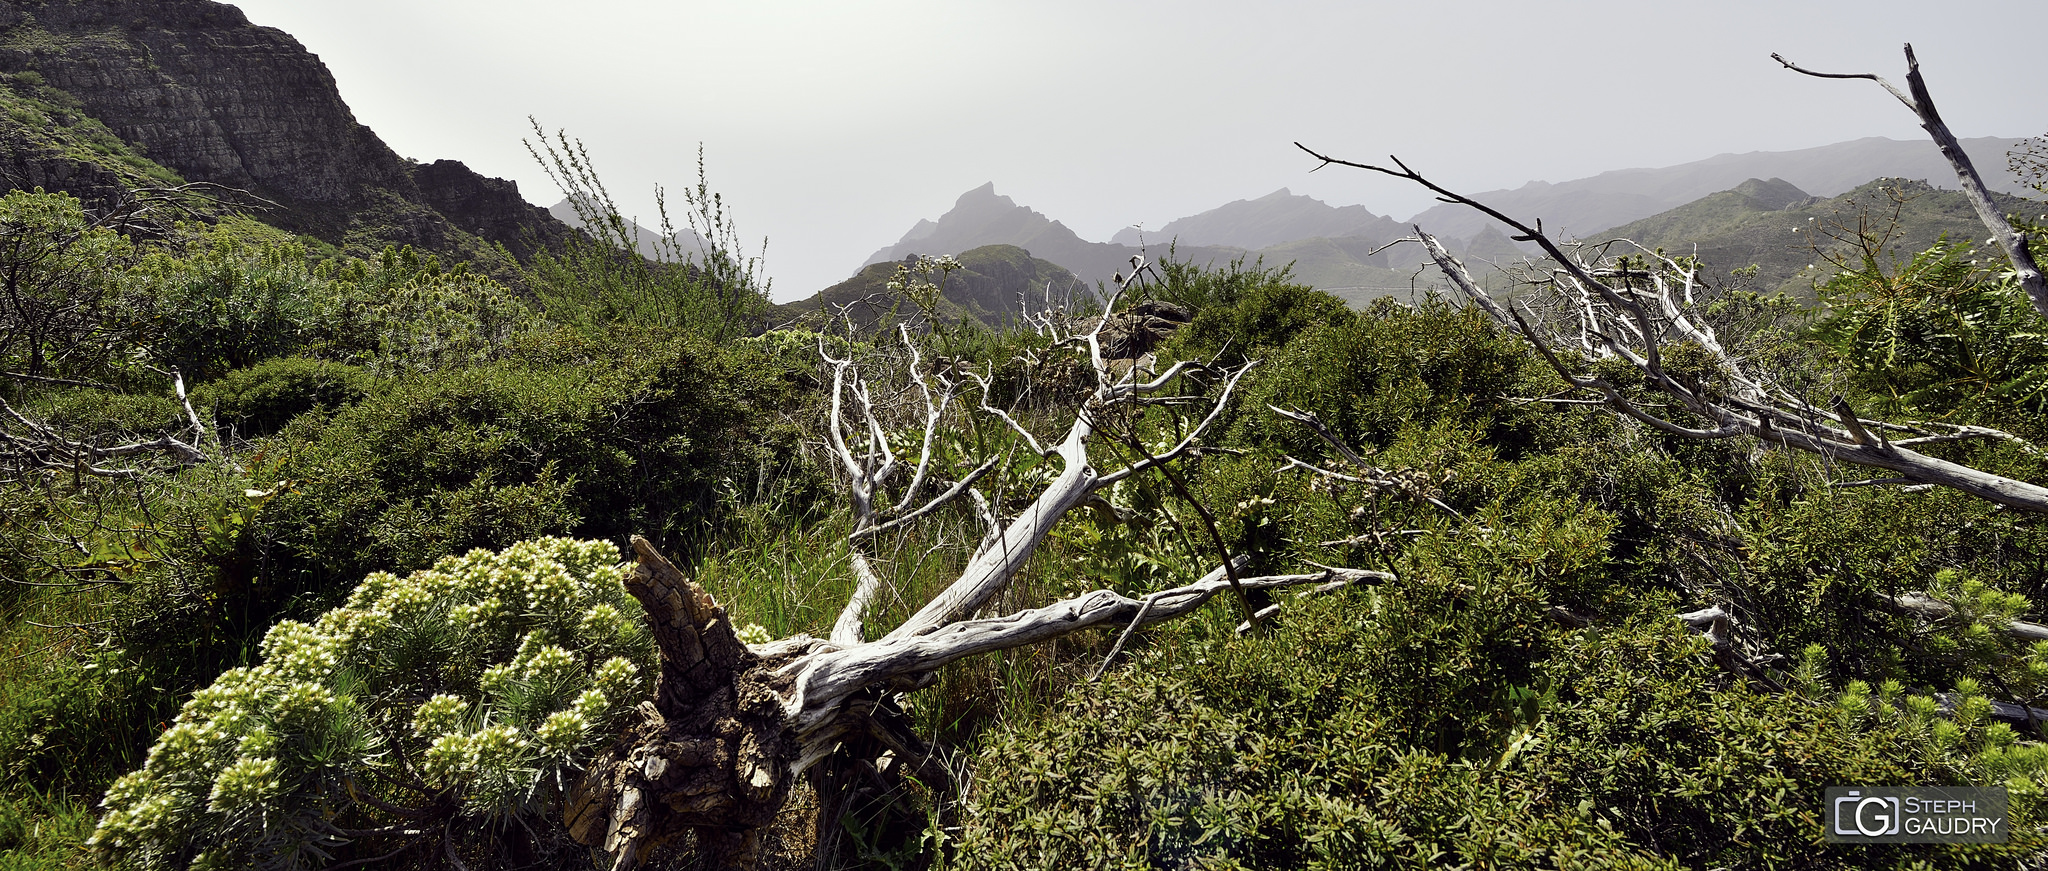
(1293, 47), (2048, 513)
(1291, 44), (2048, 705)
(564, 263), (1389, 869)
(0, 368), (208, 483)
(1772, 44), (2047, 321)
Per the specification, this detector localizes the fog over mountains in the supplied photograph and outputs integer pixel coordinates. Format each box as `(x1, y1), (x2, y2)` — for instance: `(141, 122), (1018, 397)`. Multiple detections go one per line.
(854, 136), (2035, 303)
(1396, 135), (2032, 243)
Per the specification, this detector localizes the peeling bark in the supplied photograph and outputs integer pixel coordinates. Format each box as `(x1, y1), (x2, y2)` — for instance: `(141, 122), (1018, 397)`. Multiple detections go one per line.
(566, 538), (795, 870)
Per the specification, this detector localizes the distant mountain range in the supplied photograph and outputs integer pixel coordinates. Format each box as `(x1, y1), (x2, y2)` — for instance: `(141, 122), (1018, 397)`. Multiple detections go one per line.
(846, 136), (2038, 310)
(858, 184), (1458, 308)
(1109, 187), (1407, 250)
(1400, 136), (2032, 244)
(863, 183), (1248, 290)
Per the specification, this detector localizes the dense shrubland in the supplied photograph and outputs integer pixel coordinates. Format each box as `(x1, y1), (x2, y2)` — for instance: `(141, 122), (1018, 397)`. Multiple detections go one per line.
(0, 122), (2046, 870)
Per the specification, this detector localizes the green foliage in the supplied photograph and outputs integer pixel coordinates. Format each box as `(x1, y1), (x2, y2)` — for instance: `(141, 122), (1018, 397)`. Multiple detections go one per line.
(242, 332), (809, 616)
(0, 189), (136, 379)
(88, 538), (654, 870)
(1812, 237), (2048, 420)
(958, 520), (2048, 870)
(128, 225), (536, 380)
(1226, 298), (1532, 457)
(524, 129), (771, 340)
(192, 356), (373, 440)
(9, 165), (2048, 871)
(1147, 252), (1296, 316)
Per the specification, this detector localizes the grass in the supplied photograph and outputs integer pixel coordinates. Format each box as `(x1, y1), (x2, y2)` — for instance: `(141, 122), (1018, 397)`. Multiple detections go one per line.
(0, 580), (130, 869)
(0, 788), (96, 871)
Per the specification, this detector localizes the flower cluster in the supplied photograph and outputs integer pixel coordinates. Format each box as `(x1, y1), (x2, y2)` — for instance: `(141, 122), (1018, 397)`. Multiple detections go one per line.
(91, 537), (658, 870)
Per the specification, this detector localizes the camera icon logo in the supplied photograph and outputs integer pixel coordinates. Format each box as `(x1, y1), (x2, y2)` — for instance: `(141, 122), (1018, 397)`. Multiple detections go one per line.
(1833, 790), (1902, 838)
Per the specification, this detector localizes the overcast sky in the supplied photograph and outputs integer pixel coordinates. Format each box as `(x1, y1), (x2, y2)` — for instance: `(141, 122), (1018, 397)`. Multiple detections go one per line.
(228, 0), (2045, 301)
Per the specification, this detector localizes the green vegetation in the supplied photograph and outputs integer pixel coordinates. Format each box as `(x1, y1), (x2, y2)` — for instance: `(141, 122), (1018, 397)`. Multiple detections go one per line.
(0, 71), (187, 194)
(87, 538), (656, 870)
(524, 130), (773, 340)
(4, 122), (2048, 870)
(0, 179), (805, 867)
(783, 244), (1089, 332)
(1597, 177), (2041, 300)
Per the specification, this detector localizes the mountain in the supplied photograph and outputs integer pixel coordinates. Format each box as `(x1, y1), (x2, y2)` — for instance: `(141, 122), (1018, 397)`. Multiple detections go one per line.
(861, 183), (1518, 309)
(1403, 136), (2031, 244)
(0, 0), (570, 267)
(1591, 176), (2039, 298)
(787, 244), (1087, 330)
(1110, 188), (1406, 250)
(548, 199), (710, 261)
(864, 182), (1205, 288)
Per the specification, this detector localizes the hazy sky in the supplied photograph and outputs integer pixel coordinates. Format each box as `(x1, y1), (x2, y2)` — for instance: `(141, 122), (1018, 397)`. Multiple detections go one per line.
(227, 0), (2046, 300)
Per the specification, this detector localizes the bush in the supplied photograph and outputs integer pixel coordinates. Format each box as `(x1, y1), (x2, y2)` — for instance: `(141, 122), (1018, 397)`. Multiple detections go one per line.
(1227, 298), (1535, 459)
(219, 331), (812, 622)
(128, 225), (537, 380)
(1169, 270), (1357, 359)
(957, 570), (2047, 870)
(89, 538), (655, 871)
(193, 356), (374, 439)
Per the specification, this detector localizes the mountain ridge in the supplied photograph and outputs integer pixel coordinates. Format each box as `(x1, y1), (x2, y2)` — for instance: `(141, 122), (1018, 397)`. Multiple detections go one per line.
(0, 0), (571, 267)
(851, 137), (2036, 308)
(1403, 136), (2031, 243)
(1110, 187), (1407, 250)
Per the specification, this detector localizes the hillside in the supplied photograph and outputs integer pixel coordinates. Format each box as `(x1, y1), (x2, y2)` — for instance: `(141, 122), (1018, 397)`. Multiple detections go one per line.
(1593, 175), (2042, 297)
(0, 0), (570, 265)
(789, 243), (1087, 329)
(1404, 135), (2031, 245)
(0, 69), (187, 202)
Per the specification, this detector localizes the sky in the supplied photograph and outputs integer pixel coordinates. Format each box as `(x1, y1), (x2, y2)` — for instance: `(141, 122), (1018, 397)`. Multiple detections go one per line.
(226, 0), (2048, 301)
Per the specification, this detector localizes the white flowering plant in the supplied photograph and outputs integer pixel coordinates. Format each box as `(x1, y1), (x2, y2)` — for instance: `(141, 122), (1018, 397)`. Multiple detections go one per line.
(89, 537), (656, 870)
(885, 254), (961, 331)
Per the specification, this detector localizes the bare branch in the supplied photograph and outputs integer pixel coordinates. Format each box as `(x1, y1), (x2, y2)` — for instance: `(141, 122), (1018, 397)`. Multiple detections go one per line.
(1884, 592), (2048, 644)
(1776, 45), (2048, 320)
(789, 562), (1391, 735)
(1269, 405), (1373, 468)
(1295, 142), (2048, 511)
(1096, 360), (1257, 486)
(854, 459), (999, 540)
(967, 367), (1052, 457)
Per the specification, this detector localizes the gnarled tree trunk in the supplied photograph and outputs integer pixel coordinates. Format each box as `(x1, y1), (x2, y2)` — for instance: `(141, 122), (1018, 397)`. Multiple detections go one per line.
(563, 266), (1377, 868)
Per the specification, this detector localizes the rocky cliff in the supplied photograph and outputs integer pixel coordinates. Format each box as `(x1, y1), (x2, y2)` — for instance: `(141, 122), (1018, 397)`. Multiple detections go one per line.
(0, 0), (568, 262)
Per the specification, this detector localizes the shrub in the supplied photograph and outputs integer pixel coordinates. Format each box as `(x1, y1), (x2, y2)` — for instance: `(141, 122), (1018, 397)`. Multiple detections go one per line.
(223, 331), (813, 624)
(193, 356), (374, 439)
(1227, 298), (1534, 459)
(128, 225), (538, 380)
(1170, 270), (1357, 359)
(88, 538), (655, 871)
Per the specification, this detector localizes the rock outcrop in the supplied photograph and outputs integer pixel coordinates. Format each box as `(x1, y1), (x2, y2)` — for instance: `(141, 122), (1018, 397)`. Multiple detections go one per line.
(0, 0), (568, 262)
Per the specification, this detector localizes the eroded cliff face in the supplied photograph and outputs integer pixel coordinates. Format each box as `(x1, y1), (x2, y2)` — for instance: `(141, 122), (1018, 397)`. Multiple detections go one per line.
(0, 0), (568, 261)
